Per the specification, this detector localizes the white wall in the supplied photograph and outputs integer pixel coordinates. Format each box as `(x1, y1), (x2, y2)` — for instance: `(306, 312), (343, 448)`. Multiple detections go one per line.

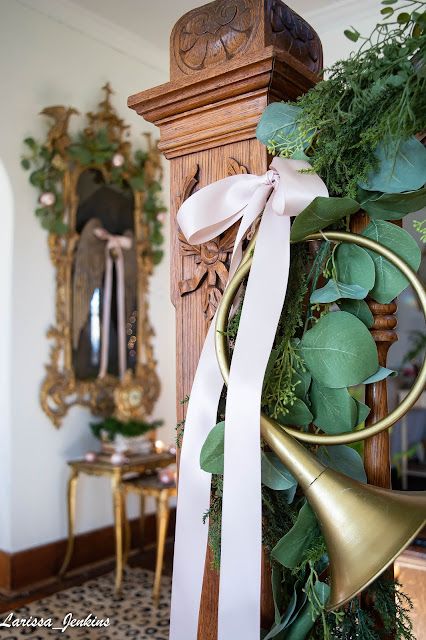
(0, 160), (14, 552)
(0, 0), (175, 552)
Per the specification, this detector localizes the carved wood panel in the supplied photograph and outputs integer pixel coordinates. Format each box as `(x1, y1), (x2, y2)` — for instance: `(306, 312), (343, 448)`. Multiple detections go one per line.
(169, 139), (271, 638)
(177, 158), (248, 321)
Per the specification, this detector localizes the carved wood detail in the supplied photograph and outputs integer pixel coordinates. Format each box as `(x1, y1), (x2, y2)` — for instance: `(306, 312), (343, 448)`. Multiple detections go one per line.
(177, 158), (248, 321)
(172, 0), (256, 75)
(266, 0), (323, 72)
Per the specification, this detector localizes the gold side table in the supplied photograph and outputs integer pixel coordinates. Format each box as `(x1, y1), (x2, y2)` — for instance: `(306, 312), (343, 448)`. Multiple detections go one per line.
(123, 475), (177, 603)
(59, 451), (174, 592)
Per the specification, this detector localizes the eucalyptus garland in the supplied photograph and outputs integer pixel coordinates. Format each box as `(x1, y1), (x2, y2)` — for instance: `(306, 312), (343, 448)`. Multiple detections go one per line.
(21, 125), (166, 264)
(193, 1), (425, 638)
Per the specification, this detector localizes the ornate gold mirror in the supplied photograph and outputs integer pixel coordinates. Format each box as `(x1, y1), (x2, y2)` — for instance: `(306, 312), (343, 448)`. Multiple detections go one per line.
(22, 84), (165, 427)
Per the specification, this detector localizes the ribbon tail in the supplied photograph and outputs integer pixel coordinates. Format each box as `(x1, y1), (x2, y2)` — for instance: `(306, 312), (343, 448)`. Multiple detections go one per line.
(218, 206), (292, 640)
(115, 250), (127, 380)
(169, 320), (225, 640)
(98, 251), (113, 379)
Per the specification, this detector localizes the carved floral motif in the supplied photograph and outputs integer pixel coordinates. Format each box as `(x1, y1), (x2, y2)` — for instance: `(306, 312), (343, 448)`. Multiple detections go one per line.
(178, 158), (249, 321)
(173, 0), (255, 74)
(268, 0), (323, 73)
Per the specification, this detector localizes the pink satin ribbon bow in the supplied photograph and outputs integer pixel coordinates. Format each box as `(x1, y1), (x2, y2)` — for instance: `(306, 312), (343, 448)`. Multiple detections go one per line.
(170, 157), (328, 640)
(93, 228), (132, 380)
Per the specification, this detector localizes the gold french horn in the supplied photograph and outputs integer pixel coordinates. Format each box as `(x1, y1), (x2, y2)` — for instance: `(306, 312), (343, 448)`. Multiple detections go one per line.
(215, 231), (426, 611)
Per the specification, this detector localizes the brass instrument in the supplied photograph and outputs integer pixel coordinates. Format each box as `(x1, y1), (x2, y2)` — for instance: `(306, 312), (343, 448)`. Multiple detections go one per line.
(215, 231), (426, 611)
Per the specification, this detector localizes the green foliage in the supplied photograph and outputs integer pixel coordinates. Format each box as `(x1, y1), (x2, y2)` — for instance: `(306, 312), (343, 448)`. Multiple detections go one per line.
(362, 220), (422, 303)
(257, 1), (426, 200)
(335, 243), (376, 291)
(21, 120), (166, 259)
(202, 6), (421, 638)
(256, 103), (314, 158)
(300, 311), (379, 388)
(317, 445), (367, 483)
(272, 502), (319, 569)
(413, 218), (426, 241)
(310, 382), (358, 433)
(362, 365), (396, 383)
(359, 136), (426, 193)
(203, 474), (223, 571)
(90, 416), (162, 440)
(261, 452), (297, 496)
(289, 196), (359, 242)
(323, 578), (415, 640)
(310, 279), (368, 303)
(359, 185), (426, 220)
(276, 398), (313, 426)
(337, 298), (374, 327)
(200, 421), (225, 474)
(262, 245), (308, 419)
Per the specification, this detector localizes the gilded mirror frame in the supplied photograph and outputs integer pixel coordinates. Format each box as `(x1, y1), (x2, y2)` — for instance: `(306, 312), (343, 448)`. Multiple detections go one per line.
(23, 84), (164, 427)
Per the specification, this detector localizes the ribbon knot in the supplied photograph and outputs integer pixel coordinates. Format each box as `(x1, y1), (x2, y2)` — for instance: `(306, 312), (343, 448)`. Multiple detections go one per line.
(264, 168), (278, 187)
(170, 157), (328, 640)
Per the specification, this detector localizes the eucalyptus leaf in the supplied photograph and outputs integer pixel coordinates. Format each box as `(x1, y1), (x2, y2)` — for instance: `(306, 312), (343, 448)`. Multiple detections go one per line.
(310, 280), (368, 304)
(290, 197), (360, 243)
(265, 580), (307, 640)
(362, 220), (421, 303)
(301, 312), (378, 388)
(291, 149), (310, 162)
(362, 366), (396, 384)
(358, 186), (426, 220)
(355, 399), (370, 426)
(271, 564), (284, 625)
(272, 502), (319, 569)
(261, 452), (296, 492)
(292, 367), (311, 400)
(264, 579), (298, 639)
(335, 244), (375, 291)
(359, 137), (426, 193)
(284, 581), (330, 640)
(277, 398), (313, 426)
(256, 103), (311, 149)
(317, 445), (367, 483)
(310, 381), (357, 434)
(337, 299), (374, 328)
(200, 421), (224, 474)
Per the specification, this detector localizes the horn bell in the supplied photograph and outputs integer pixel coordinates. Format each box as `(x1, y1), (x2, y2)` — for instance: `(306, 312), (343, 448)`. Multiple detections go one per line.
(306, 468), (426, 611)
(260, 415), (426, 611)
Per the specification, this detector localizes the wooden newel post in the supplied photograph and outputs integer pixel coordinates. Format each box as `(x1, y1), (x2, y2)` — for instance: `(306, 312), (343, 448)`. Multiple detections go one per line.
(129, 2), (322, 636)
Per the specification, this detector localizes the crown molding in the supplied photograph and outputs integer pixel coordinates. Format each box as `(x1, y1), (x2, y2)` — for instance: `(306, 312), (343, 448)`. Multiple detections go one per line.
(303, 0), (379, 35)
(17, 0), (169, 75)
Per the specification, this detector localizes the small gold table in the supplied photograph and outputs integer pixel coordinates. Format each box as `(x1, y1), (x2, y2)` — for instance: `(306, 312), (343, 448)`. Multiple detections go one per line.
(123, 476), (177, 602)
(59, 451), (174, 592)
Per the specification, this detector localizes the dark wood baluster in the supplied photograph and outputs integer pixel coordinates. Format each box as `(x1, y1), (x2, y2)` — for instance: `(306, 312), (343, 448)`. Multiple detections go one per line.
(351, 213), (397, 639)
(364, 301), (398, 488)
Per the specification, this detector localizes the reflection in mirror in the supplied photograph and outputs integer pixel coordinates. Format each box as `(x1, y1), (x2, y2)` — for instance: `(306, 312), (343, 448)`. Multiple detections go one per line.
(73, 170), (137, 381)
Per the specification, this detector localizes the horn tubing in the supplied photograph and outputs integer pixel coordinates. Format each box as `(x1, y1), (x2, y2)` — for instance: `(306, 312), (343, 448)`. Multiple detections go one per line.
(215, 231), (426, 445)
